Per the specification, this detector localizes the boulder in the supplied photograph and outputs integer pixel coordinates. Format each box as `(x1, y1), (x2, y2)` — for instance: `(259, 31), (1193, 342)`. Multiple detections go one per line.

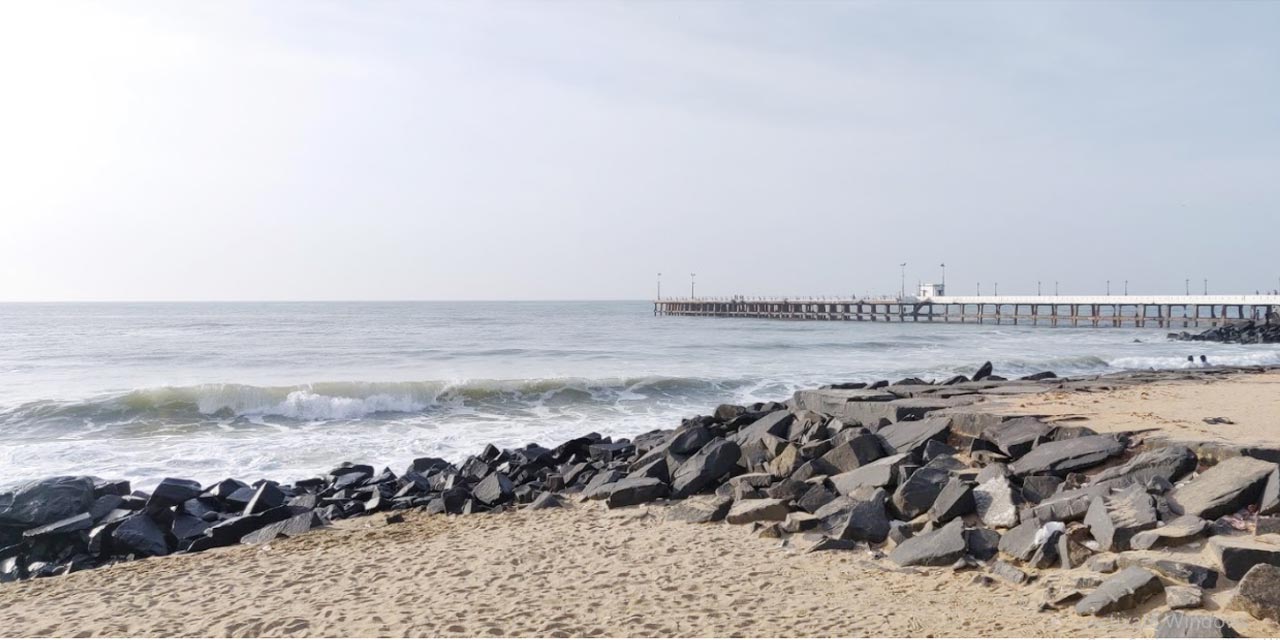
(528, 492), (565, 510)
(605, 477), (668, 509)
(170, 513), (209, 541)
(781, 512), (820, 533)
(473, 472), (515, 506)
(1083, 485), (1158, 551)
(148, 478), (204, 509)
(816, 488), (890, 543)
(1169, 456), (1275, 519)
(988, 559), (1028, 584)
(111, 513), (170, 557)
(730, 411), (794, 446)
(667, 495), (733, 523)
(1074, 566), (1163, 616)
(796, 482), (839, 514)
(0, 476), (95, 528)
(243, 482), (287, 515)
(1009, 436), (1124, 477)
(626, 457), (669, 483)
(1088, 446), (1198, 491)
(889, 519), (967, 567)
(1022, 485), (1106, 524)
(997, 517), (1044, 561)
(928, 478), (975, 523)
(982, 417), (1053, 458)
(765, 445), (802, 479)
(669, 426), (714, 456)
(972, 361), (994, 381)
(974, 475), (1019, 528)
(819, 436), (886, 473)
(1208, 535), (1280, 580)
(240, 511), (317, 545)
(1154, 612), (1239, 638)
(1021, 475), (1063, 504)
(892, 467), (950, 520)
(671, 438), (741, 498)
(1230, 563), (1280, 623)
(1119, 556), (1219, 588)
(726, 498), (790, 525)
(965, 527), (1001, 560)
(829, 453), (911, 495)
(1130, 515), (1207, 551)
(1165, 585), (1203, 610)
(878, 417), (951, 456)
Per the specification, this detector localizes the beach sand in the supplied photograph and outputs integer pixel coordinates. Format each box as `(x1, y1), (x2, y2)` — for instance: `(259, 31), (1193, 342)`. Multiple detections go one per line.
(983, 370), (1280, 447)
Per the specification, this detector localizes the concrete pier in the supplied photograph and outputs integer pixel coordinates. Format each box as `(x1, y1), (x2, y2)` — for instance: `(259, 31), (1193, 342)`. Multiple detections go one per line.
(653, 295), (1280, 328)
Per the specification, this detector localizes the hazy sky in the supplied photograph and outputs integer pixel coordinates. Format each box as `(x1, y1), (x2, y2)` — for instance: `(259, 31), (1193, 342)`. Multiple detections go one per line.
(1, 1), (1278, 301)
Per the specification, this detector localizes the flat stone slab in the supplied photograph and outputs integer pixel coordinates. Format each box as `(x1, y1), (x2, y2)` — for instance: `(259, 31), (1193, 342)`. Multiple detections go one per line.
(725, 498), (790, 525)
(1009, 435), (1124, 477)
(982, 417), (1053, 458)
(829, 453), (910, 495)
(1130, 515), (1208, 551)
(1208, 535), (1280, 581)
(666, 495), (732, 523)
(1169, 455), (1275, 519)
(878, 417), (952, 455)
(889, 519), (966, 567)
(1083, 485), (1158, 551)
(974, 475), (1019, 528)
(791, 389), (895, 415)
(1075, 566), (1164, 616)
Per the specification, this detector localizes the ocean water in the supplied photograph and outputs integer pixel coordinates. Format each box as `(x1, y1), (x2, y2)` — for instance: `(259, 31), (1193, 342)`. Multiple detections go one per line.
(2, 301), (1277, 491)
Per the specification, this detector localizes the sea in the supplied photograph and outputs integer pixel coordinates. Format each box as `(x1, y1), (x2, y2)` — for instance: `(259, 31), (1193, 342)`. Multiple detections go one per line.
(2, 301), (1277, 491)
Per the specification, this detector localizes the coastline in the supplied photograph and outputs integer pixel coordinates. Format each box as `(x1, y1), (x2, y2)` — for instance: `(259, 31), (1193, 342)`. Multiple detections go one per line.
(3, 365), (1280, 637)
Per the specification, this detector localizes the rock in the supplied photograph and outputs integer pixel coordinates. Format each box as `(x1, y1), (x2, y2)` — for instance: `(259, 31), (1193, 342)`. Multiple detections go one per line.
(1083, 485), (1158, 551)
(528, 492), (565, 510)
(965, 527), (1001, 560)
(726, 498), (790, 525)
(1009, 436), (1124, 477)
(765, 445), (802, 478)
(781, 512), (820, 534)
(22, 512), (93, 539)
(111, 513), (170, 557)
(148, 478), (204, 509)
(1021, 475), (1063, 504)
(1088, 555), (1117, 573)
(1259, 515), (1280, 536)
(973, 361), (994, 381)
(605, 477), (668, 509)
(583, 469), (623, 500)
(669, 426), (714, 455)
(240, 511), (317, 545)
(877, 417), (951, 456)
(982, 417), (1054, 458)
(731, 410), (794, 446)
(819, 436), (886, 473)
(170, 513), (209, 541)
(1021, 485), (1105, 524)
(473, 472), (515, 506)
(671, 438), (741, 499)
(889, 519), (966, 567)
(817, 489), (890, 543)
(1230, 563), (1280, 623)
(1120, 556), (1220, 588)
(243, 482), (286, 515)
(804, 536), (863, 553)
(988, 559), (1028, 584)
(626, 457), (669, 483)
(974, 475), (1019, 528)
(892, 467), (950, 520)
(1074, 566), (1163, 616)
(796, 482), (839, 514)
(998, 517), (1044, 561)
(1170, 456), (1276, 519)
(829, 453), (911, 495)
(1208, 535), (1280, 580)
(0, 476), (96, 528)
(928, 478), (975, 523)
(1165, 585), (1203, 610)
(1089, 446), (1198, 491)
(1154, 612), (1239, 638)
(1130, 515), (1208, 550)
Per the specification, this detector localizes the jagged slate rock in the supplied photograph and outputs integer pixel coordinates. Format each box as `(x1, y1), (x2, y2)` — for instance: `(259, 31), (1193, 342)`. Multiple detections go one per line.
(805, 536), (863, 553)
(170, 513), (210, 541)
(972, 361), (994, 381)
(243, 482), (286, 515)
(669, 426), (714, 456)
(818, 488), (890, 542)
(1009, 435), (1124, 477)
(1057, 532), (1093, 569)
(974, 475), (1019, 528)
(145, 477), (204, 509)
(1075, 566), (1163, 616)
(1020, 475), (1063, 504)
(528, 492), (565, 511)
(625, 457), (669, 484)
(671, 438), (741, 499)
(781, 511), (820, 533)
(878, 417), (951, 456)
(922, 439), (956, 462)
(966, 527), (1001, 560)
(1021, 371), (1058, 381)
(1261, 468), (1279, 515)
(725, 498), (790, 525)
(796, 482), (839, 514)
(1119, 555), (1219, 588)
(588, 442), (635, 464)
(1258, 515), (1280, 536)
(892, 466), (950, 520)
(93, 478), (131, 497)
(544, 474), (566, 492)
(714, 404), (746, 422)
(974, 463), (1008, 484)
(1089, 446), (1199, 492)
(923, 454), (966, 474)
(22, 512), (93, 539)
(1230, 563), (1280, 623)
(730, 410), (795, 446)
(1155, 612), (1239, 638)
(928, 478), (975, 523)
(1170, 456), (1276, 519)
(473, 472), (515, 506)
(828, 453), (911, 495)
(583, 469), (624, 500)
(407, 456), (452, 476)
(728, 473), (774, 489)
(766, 478), (810, 502)
(798, 439), (833, 460)
(790, 458), (838, 482)
(1023, 484), (1106, 524)
(1028, 528), (1063, 569)
(998, 517), (1044, 561)
(514, 483), (539, 504)
(766, 445), (802, 479)
(88, 495), (124, 522)
(286, 493), (319, 510)
(206, 478), (248, 503)
(457, 457), (491, 483)
(240, 511), (315, 545)
(111, 513), (170, 557)
(791, 389), (894, 418)
(989, 559), (1028, 584)
(1166, 585), (1203, 610)
(982, 417), (1054, 459)
(562, 461), (594, 487)
(888, 520), (913, 545)
(1130, 515), (1208, 551)
(666, 495), (733, 523)
(820, 435), (886, 473)
(1084, 485), (1158, 551)
(889, 519), (967, 567)
(224, 486), (257, 510)
(1089, 555), (1118, 573)
(1208, 535), (1280, 580)
(0, 476), (95, 528)
(605, 477), (669, 509)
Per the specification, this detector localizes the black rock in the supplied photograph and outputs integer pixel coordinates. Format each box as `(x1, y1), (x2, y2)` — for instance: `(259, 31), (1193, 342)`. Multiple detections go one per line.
(1231, 563), (1280, 624)
(928, 478), (975, 523)
(148, 478), (204, 509)
(244, 482), (287, 515)
(731, 410), (795, 446)
(1084, 485), (1158, 551)
(829, 453), (912, 495)
(473, 472), (515, 506)
(1075, 566), (1163, 615)
(111, 513), (170, 557)
(815, 488), (890, 543)
(965, 527), (1001, 560)
(1008, 435), (1124, 477)
(22, 512), (93, 539)
(1020, 475), (1063, 504)
(889, 519), (967, 567)
(1169, 455), (1275, 519)
(583, 469), (624, 500)
(669, 426), (714, 456)
(667, 495), (733, 523)
(88, 495), (125, 522)
(605, 477), (669, 508)
(820, 436), (886, 473)
(223, 486), (257, 510)
(671, 438), (741, 499)
(1088, 446), (1198, 492)
(0, 476), (96, 528)
(997, 517), (1044, 561)
(240, 511), (317, 545)
(877, 417), (951, 456)
(171, 513), (210, 541)
(982, 417), (1053, 459)
(1130, 515), (1208, 551)
(528, 492), (565, 510)
(205, 478), (249, 501)
(588, 442), (635, 464)
(93, 479), (131, 497)
(407, 457), (452, 476)
(972, 361), (994, 381)
(892, 466), (950, 520)
(1208, 535), (1280, 581)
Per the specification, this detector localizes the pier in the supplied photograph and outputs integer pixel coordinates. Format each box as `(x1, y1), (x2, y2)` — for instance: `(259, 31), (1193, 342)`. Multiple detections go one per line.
(653, 294), (1280, 328)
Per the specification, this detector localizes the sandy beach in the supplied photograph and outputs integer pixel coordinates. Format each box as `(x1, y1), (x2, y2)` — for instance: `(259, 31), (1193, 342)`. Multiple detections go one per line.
(4, 370), (1280, 638)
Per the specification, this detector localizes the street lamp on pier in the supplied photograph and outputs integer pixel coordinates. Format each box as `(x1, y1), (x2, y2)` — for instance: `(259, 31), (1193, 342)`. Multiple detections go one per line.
(656, 273), (661, 300)
(690, 273), (696, 299)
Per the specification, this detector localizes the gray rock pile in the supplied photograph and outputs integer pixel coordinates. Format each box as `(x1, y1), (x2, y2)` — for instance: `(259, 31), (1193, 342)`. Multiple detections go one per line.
(1170, 320), (1280, 345)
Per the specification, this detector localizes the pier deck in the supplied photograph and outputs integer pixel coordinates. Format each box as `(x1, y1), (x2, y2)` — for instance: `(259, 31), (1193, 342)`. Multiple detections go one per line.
(653, 295), (1280, 328)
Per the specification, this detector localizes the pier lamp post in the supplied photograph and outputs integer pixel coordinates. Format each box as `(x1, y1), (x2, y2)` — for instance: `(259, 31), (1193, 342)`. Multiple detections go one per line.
(1124, 280), (1128, 296)
(1107, 280), (1111, 296)
(690, 273), (696, 299)
(1186, 279), (1190, 295)
(1055, 281), (1059, 296)
(899, 263), (907, 299)
(657, 273), (661, 300)
(1037, 281), (1041, 296)
(1204, 279), (1208, 295)
(977, 283), (981, 295)
(940, 263), (946, 288)
(994, 282), (999, 296)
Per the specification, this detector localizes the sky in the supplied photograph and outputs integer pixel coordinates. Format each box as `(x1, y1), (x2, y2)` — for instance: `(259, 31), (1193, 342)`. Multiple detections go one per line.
(1, 1), (1278, 301)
